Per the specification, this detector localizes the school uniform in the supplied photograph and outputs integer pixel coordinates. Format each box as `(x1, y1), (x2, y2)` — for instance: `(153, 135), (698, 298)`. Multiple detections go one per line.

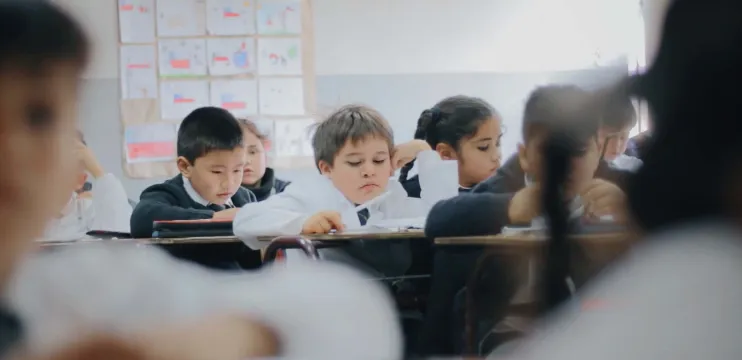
(43, 173), (132, 241)
(242, 168), (290, 202)
(6, 244), (403, 359)
(234, 150), (458, 277)
(611, 154), (643, 172)
(417, 154), (634, 356)
(0, 304), (22, 358)
(130, 174), (257, 270)
(625, 131), (651, 160)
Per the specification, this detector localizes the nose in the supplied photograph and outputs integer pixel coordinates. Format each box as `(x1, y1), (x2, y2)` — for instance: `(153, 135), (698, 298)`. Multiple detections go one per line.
(360, 162), (376, 178)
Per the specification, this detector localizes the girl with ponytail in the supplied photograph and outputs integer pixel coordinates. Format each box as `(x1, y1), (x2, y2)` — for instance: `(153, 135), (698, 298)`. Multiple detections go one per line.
(400, 96), (503, 198)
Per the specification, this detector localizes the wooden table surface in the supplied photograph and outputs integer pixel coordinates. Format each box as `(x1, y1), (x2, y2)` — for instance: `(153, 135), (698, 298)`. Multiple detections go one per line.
(435, 232), (632, 246)
(256, 229), (425, 243)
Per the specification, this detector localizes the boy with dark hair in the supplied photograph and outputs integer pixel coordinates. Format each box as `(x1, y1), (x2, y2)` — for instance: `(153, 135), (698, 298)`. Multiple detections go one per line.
(130, 106), (256, 269)
(234, 104), (457, 275)
(417, 85), (631, 356)
(597, 88), (642, 171)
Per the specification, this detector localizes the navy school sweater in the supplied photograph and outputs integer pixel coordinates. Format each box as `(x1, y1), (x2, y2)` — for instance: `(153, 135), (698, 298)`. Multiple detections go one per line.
(130, 174), (256, 269)
(241, 167), (290, 202)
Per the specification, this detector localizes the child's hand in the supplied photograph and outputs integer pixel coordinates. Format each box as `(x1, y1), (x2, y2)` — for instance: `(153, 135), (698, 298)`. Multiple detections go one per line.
(391, 140), (432, 169)
(75, 141), (104, 178)
(301, 211), (345, 234)
(580, 179), (627, 223)
(507, 185), (542, 225)
(212, 207), (240, 220)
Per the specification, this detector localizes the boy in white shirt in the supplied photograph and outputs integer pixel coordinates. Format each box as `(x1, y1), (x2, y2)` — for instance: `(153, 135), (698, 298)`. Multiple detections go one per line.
(43, 137), (131, 241)
(234, 104), (458, 275)
(596, 91), (643, 172)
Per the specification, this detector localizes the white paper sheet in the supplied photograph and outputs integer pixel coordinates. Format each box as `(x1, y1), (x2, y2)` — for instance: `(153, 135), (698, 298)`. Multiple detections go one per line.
(124, 123), (178, 163)
(209, 79), (258, 116)
(159, 81), (210, 120)
(206, 0), (256, 35)
(156, 0), (207, 37)
(274, 118), (314, 157)
(158, 39), (208, 77)
(257, 38), (302, 75)
(258, 78), (305, 115)
(207, 38), (256, 76)
(118, 0), (156, 43)
(120, 45), (158, 99)
(256, 1), (302, 35)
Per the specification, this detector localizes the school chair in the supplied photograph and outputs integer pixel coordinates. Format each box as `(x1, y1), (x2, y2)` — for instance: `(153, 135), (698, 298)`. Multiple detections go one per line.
(263, 235), (320, 262)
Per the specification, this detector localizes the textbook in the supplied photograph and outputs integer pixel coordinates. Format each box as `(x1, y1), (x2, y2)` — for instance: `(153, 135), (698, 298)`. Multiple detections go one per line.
(151, 219), (234, 238)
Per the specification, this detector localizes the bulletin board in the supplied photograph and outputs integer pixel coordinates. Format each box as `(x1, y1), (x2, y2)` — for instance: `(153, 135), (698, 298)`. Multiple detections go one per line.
(117, 0), (317, 178)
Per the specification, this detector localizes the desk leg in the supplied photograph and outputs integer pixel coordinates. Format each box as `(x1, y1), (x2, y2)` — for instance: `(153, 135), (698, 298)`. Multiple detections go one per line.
(264, 236), (319, 263)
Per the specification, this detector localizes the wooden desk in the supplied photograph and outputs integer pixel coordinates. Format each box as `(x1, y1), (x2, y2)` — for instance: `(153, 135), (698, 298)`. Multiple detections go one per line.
(38, 236), (242, 248)
(257, 229), (425, 244)
(435, 232), (631, 246)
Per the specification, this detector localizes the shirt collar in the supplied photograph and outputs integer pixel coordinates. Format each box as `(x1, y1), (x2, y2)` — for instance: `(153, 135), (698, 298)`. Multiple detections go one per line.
(183, 177), (233, 207)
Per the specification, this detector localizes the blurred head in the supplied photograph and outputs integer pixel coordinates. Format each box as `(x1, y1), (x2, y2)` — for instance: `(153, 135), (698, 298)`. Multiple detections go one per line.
(177, 107), (245, 205)
(313, 105), (395, 204)
(0, 1), (89, 285)
(517, 85), (601, 198)
(237, 118), (268, 186)
(400, 95), (503, 187)
(596, 89), (637, 161)
(628, 0), (742, 231)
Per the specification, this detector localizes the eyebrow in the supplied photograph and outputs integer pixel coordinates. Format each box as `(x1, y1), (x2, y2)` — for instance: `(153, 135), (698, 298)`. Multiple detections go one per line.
(345, 151), (388, 156)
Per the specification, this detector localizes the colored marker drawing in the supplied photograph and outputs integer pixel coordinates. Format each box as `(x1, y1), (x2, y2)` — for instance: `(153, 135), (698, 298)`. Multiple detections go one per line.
(158, 39), (207, 77)
(258, 38), (302, 75)
(257, 1), (301, 35)
(206, 0), (256, 35)
(210, 80), (258, 116)
(207, 38), (255, 75)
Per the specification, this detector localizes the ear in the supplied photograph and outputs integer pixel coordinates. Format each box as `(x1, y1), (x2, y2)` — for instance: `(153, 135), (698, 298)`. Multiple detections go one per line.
(517, 143), (529, 174)
(318, 160), (332, 175)
(435, 143), (458, 160)
(177, 156), (193, 178)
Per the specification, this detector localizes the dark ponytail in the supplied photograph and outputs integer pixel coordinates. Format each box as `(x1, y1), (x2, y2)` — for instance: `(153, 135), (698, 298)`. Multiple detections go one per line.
(398, 96), (499, 183)
(541, 131), (578, 312)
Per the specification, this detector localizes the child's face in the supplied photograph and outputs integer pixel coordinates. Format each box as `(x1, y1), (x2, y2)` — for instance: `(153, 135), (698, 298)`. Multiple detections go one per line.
(178, 147), (246, 205)
(0, 65), (82, 283)
(242, 130), (267, 186)
(518, 133), (601, 198)
(319, 137), (393, 205)
(446, 117), (503, 187)
(598, 125), (632, 161)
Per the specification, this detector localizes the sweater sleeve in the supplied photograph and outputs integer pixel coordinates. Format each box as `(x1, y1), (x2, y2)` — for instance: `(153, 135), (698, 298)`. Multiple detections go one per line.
(129, 186), (213, 238)
(424, 192), (515, 238)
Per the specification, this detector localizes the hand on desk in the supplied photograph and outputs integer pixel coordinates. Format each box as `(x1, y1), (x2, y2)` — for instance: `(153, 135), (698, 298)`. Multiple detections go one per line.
(302, 211), (345, 234)
(212, 208), (240, 220)
(580, 179), (627, 224)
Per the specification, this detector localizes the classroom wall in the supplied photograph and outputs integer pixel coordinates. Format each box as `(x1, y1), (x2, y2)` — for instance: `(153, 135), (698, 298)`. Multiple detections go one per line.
(55, 0), (648, 198)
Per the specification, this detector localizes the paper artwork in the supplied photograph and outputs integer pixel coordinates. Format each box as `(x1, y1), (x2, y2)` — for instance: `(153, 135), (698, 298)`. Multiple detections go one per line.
(158, 39), (208, 77)
(159, 81), (210, 120)
(118, 0), (156, 43)
(258, 78), (305, 115)
(257, 38), (302, 75)
(120, 45), (158, 99)
(124, 123), (178, 163)
(274, 118), (314, 157)
(207, 38), (256, 76)
(256, 1), (301, 35)
(206, 0), (256, 35)
(156, 0), (207, 37)
(209, 80), (258, 116)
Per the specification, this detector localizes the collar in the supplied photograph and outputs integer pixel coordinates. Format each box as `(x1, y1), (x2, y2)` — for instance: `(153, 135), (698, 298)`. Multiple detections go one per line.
(245, 168), (277, 200)
(183, 176), (234, 207)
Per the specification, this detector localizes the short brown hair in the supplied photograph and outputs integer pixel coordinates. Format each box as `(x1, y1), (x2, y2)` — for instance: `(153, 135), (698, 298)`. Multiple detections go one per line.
(311, 104), (394, 169)
(237, 117), (266, 140)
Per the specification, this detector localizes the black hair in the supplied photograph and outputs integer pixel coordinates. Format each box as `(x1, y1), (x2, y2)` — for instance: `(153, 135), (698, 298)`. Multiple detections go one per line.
(177, 107), (244, 164)
(627, 0), (742, 232)
(522, 85), (599, 155)
(598, 84), (637, 131)
(398, 95), (499, 182)
(0, 1), (89, 72)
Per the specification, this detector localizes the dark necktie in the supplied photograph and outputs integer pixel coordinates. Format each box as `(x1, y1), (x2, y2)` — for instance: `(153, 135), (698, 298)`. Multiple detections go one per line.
(357, 208), (370, 226)
(208, 204), (226, 211)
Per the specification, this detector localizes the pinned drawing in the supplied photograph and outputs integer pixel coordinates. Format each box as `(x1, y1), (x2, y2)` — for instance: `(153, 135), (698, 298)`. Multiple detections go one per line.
(120, 45), (158, 99)
(125, 123), (178, 164)
(207, 38), (256, 76)
(210, 80), (258, 116)
(159, 81), (210, 120)
(157, 0), (207, 37)
(258, 38), (302, 75)
(206, 0), (256, 35)
(258, 78), (305, 115)
(274, 119), (315, 158)
(118, 0), (155, 43)
(158, 39), (208, 77)
(256, 1), (301, 35)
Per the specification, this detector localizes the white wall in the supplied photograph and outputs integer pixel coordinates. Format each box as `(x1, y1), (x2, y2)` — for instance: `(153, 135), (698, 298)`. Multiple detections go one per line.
(54, 0), (646, 79)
